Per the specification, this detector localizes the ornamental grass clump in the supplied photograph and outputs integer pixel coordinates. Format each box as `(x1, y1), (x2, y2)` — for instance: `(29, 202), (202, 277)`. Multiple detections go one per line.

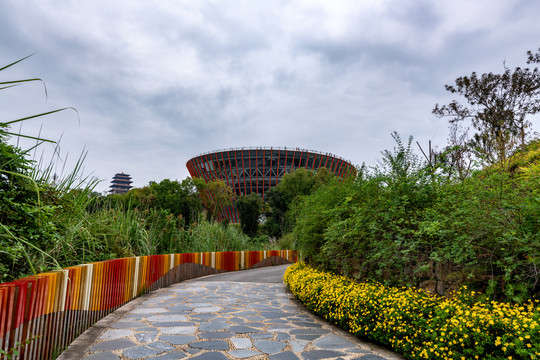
(284, 262), (540, 360)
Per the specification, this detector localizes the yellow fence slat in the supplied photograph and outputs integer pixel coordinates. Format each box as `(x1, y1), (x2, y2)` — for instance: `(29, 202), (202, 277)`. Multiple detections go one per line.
(0, 250), (297, 360)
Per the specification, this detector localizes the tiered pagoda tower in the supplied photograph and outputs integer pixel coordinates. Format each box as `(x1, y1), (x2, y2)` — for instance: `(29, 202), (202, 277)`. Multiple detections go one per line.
(109, 173), (133, 194)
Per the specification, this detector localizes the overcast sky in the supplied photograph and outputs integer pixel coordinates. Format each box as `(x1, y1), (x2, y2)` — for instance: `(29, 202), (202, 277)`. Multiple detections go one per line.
(2, 0), (539, 192)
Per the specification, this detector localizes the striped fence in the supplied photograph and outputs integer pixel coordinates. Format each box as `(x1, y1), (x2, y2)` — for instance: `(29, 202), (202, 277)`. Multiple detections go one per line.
(0, 250), (297, 360)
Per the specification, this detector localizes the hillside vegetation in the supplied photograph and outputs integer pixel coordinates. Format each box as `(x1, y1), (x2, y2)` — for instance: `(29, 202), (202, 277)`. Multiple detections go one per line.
(276, 48), (540, 302)
(2, 49), (539, 304)
(0, 149), (261, 282)
(292, 137), (539, 302)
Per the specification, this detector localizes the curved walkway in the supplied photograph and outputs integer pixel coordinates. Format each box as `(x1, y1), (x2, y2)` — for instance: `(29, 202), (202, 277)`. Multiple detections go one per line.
(61, 265), (403, 360)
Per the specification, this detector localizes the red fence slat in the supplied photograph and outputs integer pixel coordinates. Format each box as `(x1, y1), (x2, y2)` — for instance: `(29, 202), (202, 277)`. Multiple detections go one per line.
(0, 250), (297, 360)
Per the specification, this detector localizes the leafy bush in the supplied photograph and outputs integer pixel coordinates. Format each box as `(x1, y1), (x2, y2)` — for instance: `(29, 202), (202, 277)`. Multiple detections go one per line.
(0, 134), (63, 280)
(292, 135), (540, 301)
(284, 262), (540, 360)
(264, 167), (336, 238)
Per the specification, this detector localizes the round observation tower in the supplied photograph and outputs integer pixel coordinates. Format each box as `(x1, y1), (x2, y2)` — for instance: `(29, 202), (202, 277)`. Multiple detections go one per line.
(186, 147), (356, 222)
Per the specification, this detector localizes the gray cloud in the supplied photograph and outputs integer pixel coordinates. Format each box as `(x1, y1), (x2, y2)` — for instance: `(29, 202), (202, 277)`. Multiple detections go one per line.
(1, 0), (539, 191)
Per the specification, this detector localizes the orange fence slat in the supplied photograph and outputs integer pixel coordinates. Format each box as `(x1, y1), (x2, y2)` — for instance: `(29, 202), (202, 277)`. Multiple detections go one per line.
(0, 250), (297, 359)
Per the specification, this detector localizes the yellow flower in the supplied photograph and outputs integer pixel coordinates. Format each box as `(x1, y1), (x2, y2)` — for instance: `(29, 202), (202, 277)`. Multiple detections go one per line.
(284, 262), (538, 360)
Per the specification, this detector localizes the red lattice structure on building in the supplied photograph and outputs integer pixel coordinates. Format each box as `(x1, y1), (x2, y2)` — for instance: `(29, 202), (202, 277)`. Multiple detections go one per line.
(186, 147), (356, 222)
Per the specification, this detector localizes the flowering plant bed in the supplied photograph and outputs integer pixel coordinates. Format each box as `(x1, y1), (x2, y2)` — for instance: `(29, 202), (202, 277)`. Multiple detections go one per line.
(284, 262), (539, 360)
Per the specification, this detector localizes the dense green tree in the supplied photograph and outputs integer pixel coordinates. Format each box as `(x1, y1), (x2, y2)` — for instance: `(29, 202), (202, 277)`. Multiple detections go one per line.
(90, 178), (202, 226)
(264, 168), (317, 238)
(263, 187), (289, 238)
(293, 176), (355, 263)
(149, 178), (201, 225)
(278, 168), (316, 199)
(235, 193), (263, 238)
(125, 186), (157, 209)
(264, 168), (336, 238)
(193, 179), (234, 222)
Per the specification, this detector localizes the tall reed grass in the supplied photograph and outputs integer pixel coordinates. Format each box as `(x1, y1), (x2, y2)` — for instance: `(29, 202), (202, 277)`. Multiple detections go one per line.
(1, 54), (276, 282)
(2, 142), (274, 282)
(186, 221), (251, 252)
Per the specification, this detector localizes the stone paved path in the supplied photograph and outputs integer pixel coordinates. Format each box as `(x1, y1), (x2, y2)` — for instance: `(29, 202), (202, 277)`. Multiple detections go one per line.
(76, 266), (402, 360)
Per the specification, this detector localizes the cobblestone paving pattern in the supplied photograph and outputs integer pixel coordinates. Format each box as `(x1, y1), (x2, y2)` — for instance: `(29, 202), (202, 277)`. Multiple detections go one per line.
(83, 281), (394, 360)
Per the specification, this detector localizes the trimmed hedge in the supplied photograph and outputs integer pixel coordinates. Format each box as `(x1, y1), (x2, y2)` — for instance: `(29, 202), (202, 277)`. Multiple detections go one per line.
(284, 262), (540, 360)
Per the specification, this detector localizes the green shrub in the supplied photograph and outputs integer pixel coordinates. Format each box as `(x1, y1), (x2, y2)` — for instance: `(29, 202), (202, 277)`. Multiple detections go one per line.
(0, 138), (60, 280)
(292, 135), (540, 301)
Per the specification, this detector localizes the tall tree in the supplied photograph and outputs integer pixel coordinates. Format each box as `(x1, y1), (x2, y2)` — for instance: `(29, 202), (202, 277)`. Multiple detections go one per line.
(149, 178), (202, 225)
(433, 49), (540, 165)
(193, 179), (233, 222)
(264, 168), (336, 238)
(235, 193), (263, 238)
